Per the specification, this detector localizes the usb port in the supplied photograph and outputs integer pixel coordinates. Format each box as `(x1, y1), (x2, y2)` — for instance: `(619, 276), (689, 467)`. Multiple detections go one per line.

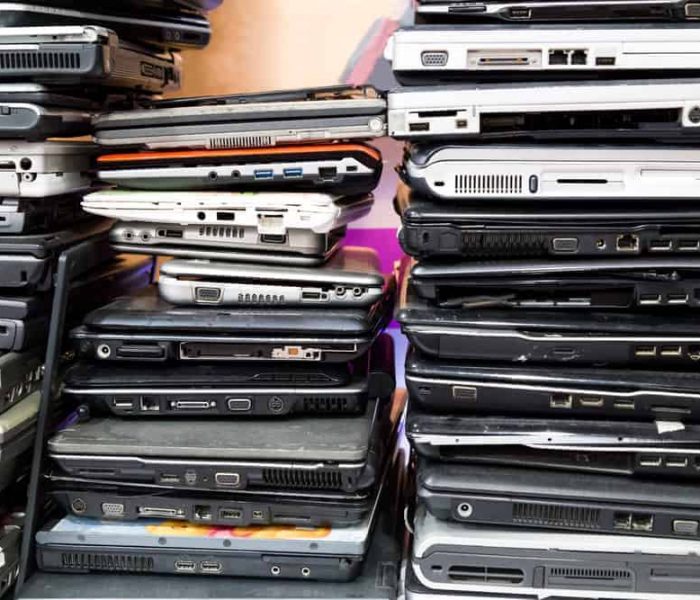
(614, 400), (635, 410)
(283, 168), (303, 178)
(650, 239), (673, 251)
(667, 294), (689, 305)
(639, 455), (663, 467)
(409, 122), (430, 132)
(160, 473), (180, 484)
(113, 399), (135, 410)
(635, 345), (657, 357)
(666, 456), (689, 468)
(219, 508), (243, 521)
(318, 167), (337, 180)
(639, 294), (662, 305)
(660, 345), (683, 356)
(679, 239), (700, 251)
(550, 393), (573, 409)
(254, 169), (274, 180)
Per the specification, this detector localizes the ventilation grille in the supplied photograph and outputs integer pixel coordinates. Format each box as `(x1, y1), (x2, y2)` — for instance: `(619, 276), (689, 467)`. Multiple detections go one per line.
(237, 292), (285, 304)
(60, 552), (154, 573)
(0, 51), (81, 71)
(462, 233), (548, 257)
(251, 373), (334, 384)
(421, 51), (449, 67)
(454, 174), (523, 196)
(513, 503), (601, 529)
(303, 396), (354, 413)
(209, 135), (274, 150)
(261, 468), (343, 490)
(197, 225), (244, 239)
(549, 567), (631, 581)
(448, 565), (524, 585)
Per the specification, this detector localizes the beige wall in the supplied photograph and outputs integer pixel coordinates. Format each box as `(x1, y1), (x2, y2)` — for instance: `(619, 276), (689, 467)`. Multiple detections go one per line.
(176, 0), (396, 97)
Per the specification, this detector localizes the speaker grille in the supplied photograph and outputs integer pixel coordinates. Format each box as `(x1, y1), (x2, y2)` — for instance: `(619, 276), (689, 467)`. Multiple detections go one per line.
(261, 468), (343, 490)
(513, 502), (601, 529)
(549, 567), (631, 581)
(0, 50), (81, 71)
(448, 565), (524, 584)
(454, 174), (523, 196)
(197, 225), (244, 239)
(302, 396), (354, 413)
(209, 135), (274, 149)
(60, 552), (154, 573)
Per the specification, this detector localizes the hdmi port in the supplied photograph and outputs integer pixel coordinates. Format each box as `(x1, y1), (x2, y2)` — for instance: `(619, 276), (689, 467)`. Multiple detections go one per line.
(160, 474), (180, 484)
(219, 508), (243, 521)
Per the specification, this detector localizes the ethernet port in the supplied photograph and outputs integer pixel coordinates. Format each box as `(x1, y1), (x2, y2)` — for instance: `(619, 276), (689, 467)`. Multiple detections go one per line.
(571, 50), (587, 65)
(616, 234), (639, 252)
(631, 514), (654, 532)
(140, 397), (160, 412)
(549, 50), (568, 65)
(194, 505), (212, 521)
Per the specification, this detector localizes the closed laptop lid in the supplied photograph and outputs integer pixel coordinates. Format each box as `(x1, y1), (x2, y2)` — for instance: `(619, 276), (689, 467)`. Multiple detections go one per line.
(418, 460), (700, 507)
(48, 399), (381, 462)
(82, 285), (394, 337)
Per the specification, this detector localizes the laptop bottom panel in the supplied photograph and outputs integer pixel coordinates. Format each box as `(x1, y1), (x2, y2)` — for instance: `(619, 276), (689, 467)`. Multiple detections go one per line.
(52, 487), (371, 528)
(37, 544), (364, 582)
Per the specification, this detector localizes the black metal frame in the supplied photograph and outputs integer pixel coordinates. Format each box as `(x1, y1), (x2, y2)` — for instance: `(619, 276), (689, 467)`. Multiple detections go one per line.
(15, 237), (155, 595)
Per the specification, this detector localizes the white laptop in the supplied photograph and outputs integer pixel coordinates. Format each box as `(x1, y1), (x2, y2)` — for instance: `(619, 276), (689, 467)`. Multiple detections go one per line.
(387, 79), (700, 141)
(81, 190), (373, 235)
(404, 144), (700, 200)
(386, 25), (700, 83)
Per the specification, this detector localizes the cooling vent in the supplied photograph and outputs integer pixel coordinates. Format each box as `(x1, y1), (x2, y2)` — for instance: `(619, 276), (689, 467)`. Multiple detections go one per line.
(454, 174), (523, 196)
(513, 503), (601, 529)
(251, 373), (332, 384)
(549, 567), (631, 581)
(60, 552), (154, 573)
(462, 233), (548, 257)
(0, 51), (81, 71)
(261, 468), (343, 490)
(448, 565), (525, 585)
(303, 396), (353, 413)
(209, 135), (274, 150)
(237, 292), (284, 304)
(421, 51), (449, 67)
(197, 226), (244, 239)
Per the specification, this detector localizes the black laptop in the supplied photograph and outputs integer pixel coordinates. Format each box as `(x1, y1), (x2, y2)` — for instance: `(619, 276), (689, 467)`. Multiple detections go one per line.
(417, 459), (700, 538)
(71, 282), (395, 363)
(396, 186), (700, 260)
(410, 257), (700, 309)
(398, 281), (700, 366)
(406, 349), (700, 421)
(415, 0), (698, 22)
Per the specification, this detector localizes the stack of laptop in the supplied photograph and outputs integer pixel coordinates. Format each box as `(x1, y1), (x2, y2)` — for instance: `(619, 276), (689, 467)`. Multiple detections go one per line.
(32, 81), (402, 584)
(387, 2), (700, 600)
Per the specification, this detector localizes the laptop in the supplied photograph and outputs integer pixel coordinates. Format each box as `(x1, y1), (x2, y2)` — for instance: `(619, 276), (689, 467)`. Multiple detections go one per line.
(0, 142), (94, 198)
(417, 460), (700, 538)
(410, 257), (700, 309)
(157, 247), (386, 307)
(0, 26), (180, 93)
(95, 144), (383, 195)
(0, 391), (41, 492)
(20, 509), (398, 600)
(406, 350), (700, 421)
(71, 283), (394, 363)
(63, 333), (396, 417)
(396, 185), (700, 259)
(82, 190), (373, 234)
(0, 3), (211, 49)
(0, 219), (112, 293)
(0, 96), (91, 140)
(93, 85), (386, 150)
(49, 398), (390, 493)
(398, 282), (700, 366)
(0, 196), (90, 235)
(411, 506), (700, 599)
(387, 79), (700, 142)
(414, 0), (700, 22)
(402, 144), (700, 201)
(111, 224), (345, 266)
(386, 25), (700, 83)
(0, 350), (42, 416)
(37, 473), (387, 582)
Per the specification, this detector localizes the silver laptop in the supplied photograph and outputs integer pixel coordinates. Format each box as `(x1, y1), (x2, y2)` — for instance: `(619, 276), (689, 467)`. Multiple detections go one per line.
(82, 190), (373, 234)
(0, 141), (94, 197)
(158, 246), (386, 307)
(403, 145), (700, 201)
(93, 85), (386, 150)
(412, 506), (700, 599)
(387, 79), (700, 141)
(386, 25), (700, 83)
